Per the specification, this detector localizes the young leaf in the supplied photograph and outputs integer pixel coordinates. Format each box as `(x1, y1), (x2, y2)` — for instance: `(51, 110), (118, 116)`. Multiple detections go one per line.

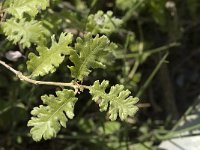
(69, 33), (117, 81)
(86, 11), (122, 35)
(2, 18), (49, 48)
(28, 89), (77, 141)
(6, 0), (49, 19)
(90, 80), (139, 121)
(27, 32), (73, 77)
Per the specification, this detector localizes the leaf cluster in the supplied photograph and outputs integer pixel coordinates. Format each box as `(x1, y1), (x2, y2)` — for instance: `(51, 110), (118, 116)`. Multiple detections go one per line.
(0, 0), (139, 142)
(1, 0), (50, 48)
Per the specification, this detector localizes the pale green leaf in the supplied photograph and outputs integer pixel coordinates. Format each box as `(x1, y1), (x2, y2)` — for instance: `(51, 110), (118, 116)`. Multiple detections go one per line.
(69, 33), (117, 81)
(6, 0), (49, 19)
(2, 18), (49, 48)
(86, 11), (122, 35)
(28, 89), (77, 141)
(27, 32), (73, 77)
(90, 80), (139, 121)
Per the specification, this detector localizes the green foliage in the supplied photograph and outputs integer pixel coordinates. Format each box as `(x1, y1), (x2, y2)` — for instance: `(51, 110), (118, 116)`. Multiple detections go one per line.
(0, 0), (141, 145)
(60, 10), (84, 30)
(98, 121), (121, 135)
(90, 80), (139, 121)
(148, 0), (167, 27)
(2, 18), (49, 48)
(86, 11), (122, 35)
(1, 0), (200, 149)
(115, 0), (146, 18)
(116, 0), (140, 11)
(27, 33), (73, 77)
(28, 89), (77, 141)
(69, 33), (117, 81)
(5, 0), (49, 19)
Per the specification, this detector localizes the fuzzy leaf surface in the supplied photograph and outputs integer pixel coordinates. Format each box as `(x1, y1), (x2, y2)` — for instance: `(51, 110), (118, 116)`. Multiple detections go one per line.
(6, 0), (49, 18)
(27, 32), (73, 77)
(86, 11), (122, 35)
(2, 18), (49, 48)
(90, 80), (139, 121)
(28, 89), (77, 141)
(69, 33), (117, 81)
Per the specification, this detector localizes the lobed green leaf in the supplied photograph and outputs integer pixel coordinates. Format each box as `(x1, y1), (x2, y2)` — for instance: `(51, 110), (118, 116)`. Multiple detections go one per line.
(90, 80), (139, 121)
(28, 89), (77, 141)
(2, 18), (50, 48)
(69, 33), (117, 81)
(27, 32), (73, 77)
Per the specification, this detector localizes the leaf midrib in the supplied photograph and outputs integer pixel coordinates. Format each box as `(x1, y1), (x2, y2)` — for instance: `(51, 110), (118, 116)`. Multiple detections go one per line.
(31, 46), (69, 76)
(46, 98), (74, 123)
(76, 41), (104, 80)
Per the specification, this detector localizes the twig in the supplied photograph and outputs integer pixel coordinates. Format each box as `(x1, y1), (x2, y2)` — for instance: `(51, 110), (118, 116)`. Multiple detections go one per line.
(137, 103), (151, 108)
(0, 60), (90, 90)
(115, 42), (180, 59)
(167, 96), (200, 135)
(136, 53), (169, 97)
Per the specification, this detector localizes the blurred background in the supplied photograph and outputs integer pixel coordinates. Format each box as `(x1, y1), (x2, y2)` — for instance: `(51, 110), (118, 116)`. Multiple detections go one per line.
(0, 0), (200, 149)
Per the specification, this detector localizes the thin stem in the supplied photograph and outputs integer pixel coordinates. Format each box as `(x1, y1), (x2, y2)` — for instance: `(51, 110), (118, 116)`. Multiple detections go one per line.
(165, 96), (200, 137)
(171, 104), (194, 132)
(123, 32), (132, 79)
(128, 21), (144, 79)
(128, 60), (139, 79)
(122, 0), (144, 23)
(0, 60), (90, 90)
(116, 42), (179, 59)
(136, 53), (169, 97)
(155, 123), (200, 140)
